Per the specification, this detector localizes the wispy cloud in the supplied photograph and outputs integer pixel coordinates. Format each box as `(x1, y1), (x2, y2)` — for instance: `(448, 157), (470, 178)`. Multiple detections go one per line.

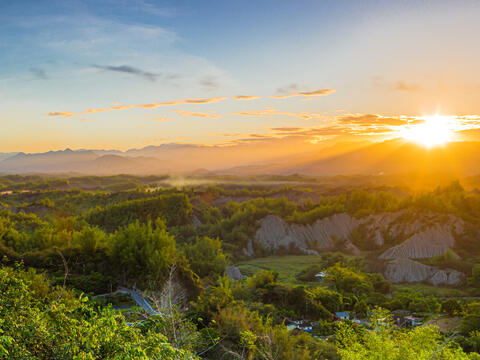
(174, 110), (220, 119)
(199, 76), (219, 89)
(233, 107), (325, 120)
(232, 95), (261, 100)
(337, 113), (411, 126)
(270, 88), (336, 99)
(93, 64), (159, 81)
(48, 97), (227, 117)
(30, 67), (48, 79)
(48, 111), (74, 117)
(373, 77), (421, 92)
(184, 97), (226, 104)
(275, 83), (299, 94)
(271, 127), (303, 132)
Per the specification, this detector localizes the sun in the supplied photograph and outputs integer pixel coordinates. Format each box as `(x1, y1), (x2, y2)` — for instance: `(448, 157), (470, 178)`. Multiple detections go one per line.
(400, 115), (454, 148)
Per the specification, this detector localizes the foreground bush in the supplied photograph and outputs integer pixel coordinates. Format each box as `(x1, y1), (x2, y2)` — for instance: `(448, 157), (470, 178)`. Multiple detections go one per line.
(0, 266), (195, 359)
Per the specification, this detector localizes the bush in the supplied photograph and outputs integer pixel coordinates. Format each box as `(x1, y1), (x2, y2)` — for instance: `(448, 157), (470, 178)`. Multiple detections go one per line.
(441, 299), (462, 316)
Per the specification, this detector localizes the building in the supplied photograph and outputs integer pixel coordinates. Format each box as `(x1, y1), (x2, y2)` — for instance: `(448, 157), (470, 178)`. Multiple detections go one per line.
(314, 271), (327, 282)
(335, 312), (350, 320)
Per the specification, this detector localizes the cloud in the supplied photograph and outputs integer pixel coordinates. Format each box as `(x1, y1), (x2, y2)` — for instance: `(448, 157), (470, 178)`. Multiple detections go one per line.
(233, 108), (275, 117)
(232, 95), (261, 100)
(227, 137), (278, 144)
(275, 83), (299, 94)
(270, 88), (336, 99)
(214, 133), (244, 137)
(183, 97), (226, 104)
(271, 127), (303, 132)
(119, 0), (176, 16)
(151, 117), (170, 121)
(93, 64), (158, 81)
(233, 107), (325, 120)
(48, 96), (227, 117)
(373, 77), (421, 92)
(295, 126), (348, 136)
(395, 81), (421, 92)
(48, 111), (74, 117)
(269, 124), (392, 138)
(30, 67), (48, 79)
(337, 114), (409, 126)
(349, 127), (396, 135)
(174, 110), (220, 119)
(199, 76), (218, 89)
(223, 125), (348, 145)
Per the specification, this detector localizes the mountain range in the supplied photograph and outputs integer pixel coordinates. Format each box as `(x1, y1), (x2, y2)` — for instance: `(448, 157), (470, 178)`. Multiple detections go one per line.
(2, 140), (480, 176)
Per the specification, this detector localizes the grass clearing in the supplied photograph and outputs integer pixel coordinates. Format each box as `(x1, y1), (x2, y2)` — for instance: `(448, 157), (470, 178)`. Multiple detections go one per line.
(236, 255), (324, 285)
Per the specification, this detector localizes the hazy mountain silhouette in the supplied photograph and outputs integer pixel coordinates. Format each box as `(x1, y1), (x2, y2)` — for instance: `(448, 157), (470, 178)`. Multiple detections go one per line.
(2, 140), (480, 176)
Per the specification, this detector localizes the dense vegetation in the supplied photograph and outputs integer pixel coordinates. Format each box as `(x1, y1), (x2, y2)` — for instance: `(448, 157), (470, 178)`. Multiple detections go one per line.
(2, 175), (480, 358)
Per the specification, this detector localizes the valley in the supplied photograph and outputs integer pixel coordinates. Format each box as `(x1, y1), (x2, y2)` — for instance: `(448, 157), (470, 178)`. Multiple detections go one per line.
(2, 174), (480, 358)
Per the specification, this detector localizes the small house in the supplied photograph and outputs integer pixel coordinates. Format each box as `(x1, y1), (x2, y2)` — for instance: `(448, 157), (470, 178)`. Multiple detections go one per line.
(404, 316), (422, 327)
(335, 312), (350, 320)
(286, 319), (313, 333)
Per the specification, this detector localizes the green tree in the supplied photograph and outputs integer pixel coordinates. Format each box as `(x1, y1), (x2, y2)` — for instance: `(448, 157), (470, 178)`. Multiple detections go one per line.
(110, 219), (177, 288)
(441, 299), (463, 316)
(72, 225), (106, 254)
(0, 266), (196, 359)
(183, 236), (227, 278)
(324, 263), (373, 296)
(462, 302), (480, 334)
(336, 318), (474, 359)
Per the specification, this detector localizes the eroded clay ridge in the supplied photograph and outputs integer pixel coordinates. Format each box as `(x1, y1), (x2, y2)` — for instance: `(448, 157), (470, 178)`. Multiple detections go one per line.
(244, 211), (465, 259)
(384, 258), (464, 286)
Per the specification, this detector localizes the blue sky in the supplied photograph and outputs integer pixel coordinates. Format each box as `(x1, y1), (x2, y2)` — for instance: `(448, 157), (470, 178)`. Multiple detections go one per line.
(1, 0), (480, 152)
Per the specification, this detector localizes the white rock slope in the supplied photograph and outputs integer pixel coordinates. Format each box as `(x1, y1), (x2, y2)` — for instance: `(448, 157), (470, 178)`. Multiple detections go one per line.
(243, 214), (360, 256)
(244, 211), (465, 259)
(384, 258), (464, 286)
(379, 223), (460, 259)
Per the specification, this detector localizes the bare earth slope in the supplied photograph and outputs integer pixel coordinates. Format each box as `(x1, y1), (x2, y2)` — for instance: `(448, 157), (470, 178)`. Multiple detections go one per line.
(384, 258), (464, 286)
(243, 214), (361, 257)
(245, 211), (465, 261)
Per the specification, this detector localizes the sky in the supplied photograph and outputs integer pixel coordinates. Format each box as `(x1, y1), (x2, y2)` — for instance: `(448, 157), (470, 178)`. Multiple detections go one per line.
(1, 0), (480, 153)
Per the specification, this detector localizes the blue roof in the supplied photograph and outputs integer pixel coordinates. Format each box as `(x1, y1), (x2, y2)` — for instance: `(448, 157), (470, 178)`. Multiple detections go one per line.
(335, 312), (350, 317)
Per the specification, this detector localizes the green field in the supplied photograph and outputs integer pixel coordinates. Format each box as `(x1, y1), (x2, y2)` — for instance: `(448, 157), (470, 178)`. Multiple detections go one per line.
(393, 283), (469, 298)
(237, 255), (325, 285)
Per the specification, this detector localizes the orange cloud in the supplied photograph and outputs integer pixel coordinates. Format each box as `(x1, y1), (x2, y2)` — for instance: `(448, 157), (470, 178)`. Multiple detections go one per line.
(233, 108), (275, 117)
(48, 97), (227, 117)
(184, 97), (226, 104)
(233, 107), (324, 120)
(232, 95), (261, 100)
(48, 111), (74, 117)
(151, 117), (170, 121)
(213, 133), (244, 137)
(349, 126), (396, 135)
(174, 109), (220, 119)
(337, 114), (410, 126)
(271, 127), (303, 132)
(270, 89), (336, 99)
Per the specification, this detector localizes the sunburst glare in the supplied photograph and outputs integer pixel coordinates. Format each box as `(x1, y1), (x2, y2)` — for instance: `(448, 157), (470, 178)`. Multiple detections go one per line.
(400, 115), (454, 148)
